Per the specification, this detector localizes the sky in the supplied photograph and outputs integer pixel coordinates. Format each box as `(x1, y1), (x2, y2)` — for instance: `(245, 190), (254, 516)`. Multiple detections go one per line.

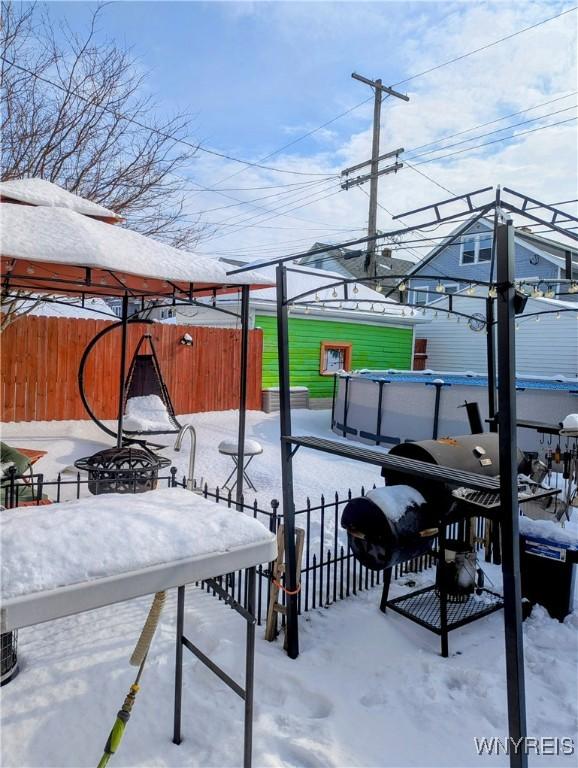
(45, 1), (578, 262)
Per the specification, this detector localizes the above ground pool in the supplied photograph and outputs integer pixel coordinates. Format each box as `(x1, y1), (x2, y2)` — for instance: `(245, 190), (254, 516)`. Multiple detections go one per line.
(332, 370), (578, 455)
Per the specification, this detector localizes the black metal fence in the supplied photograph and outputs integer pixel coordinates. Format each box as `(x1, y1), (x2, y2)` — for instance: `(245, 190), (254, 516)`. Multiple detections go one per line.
(1, 469), (487, 628)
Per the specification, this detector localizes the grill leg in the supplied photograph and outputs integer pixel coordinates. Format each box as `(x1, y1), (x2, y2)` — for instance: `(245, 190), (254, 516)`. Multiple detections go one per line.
(491, 519), (502, 565)
(438, 530), (449, 658)
(173, 585), (185, 745)
(379, 568), (392, 613)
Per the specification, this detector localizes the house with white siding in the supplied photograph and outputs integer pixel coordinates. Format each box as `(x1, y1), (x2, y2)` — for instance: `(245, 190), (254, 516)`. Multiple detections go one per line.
(420, 290), (578, 378)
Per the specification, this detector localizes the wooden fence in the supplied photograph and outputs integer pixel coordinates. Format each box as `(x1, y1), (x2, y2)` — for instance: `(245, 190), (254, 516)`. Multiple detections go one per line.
(1, 316), (263, 423)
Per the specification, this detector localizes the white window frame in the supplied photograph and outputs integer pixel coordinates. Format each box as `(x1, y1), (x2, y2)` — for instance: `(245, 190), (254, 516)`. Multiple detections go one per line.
(410, 286), (431, 305)
(460, 233), (493, 266)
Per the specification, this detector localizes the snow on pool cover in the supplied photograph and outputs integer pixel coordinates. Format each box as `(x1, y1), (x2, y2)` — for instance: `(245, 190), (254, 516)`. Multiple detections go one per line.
(1, 488), (276, 630)
(357, 371), (578, 391)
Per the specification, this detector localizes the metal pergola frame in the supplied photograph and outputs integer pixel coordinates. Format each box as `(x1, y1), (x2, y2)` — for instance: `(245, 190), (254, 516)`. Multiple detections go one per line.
(227, 185), (578, 768)
(2, 267), (263, 767)
(2, 280), (254, 504)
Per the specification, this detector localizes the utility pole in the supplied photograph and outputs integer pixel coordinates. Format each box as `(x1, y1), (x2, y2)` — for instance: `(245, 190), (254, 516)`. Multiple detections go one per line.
(341, 73), (409, 277)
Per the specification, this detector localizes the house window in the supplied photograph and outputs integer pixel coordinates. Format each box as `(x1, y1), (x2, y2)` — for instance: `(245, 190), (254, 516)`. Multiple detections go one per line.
(461, 242), (476, 264)
(411, 287), (430, 305)
(478, 236), (492, 262)
(320, 341), (352, 375)
(460, 234), (493, 265)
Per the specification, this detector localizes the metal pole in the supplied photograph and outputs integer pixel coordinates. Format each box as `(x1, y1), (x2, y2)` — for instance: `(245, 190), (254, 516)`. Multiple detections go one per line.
(486, 185), (500, 433)
(376, 380), (385, 446)
(496, 215), (527, 768)
(236, 286), (250, 507)
(116, 293), (129, 448)
(565, 249), (573, 280)
(438, 524), (449, 658)
(331, 373), (337, 429)
(243, 567), (256, 768)
(432, 382), (443, 440)
(172, 585), (185, 745)
(276, 265), (299, 659)
(366, 80), (383, 277)
(486, 296), (497, 431)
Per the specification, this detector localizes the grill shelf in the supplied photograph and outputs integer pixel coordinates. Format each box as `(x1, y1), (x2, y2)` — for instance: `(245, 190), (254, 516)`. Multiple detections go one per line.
(386, 586), (503, 634)
(285, 436), (501, 492)
(452, 486), (560, 511)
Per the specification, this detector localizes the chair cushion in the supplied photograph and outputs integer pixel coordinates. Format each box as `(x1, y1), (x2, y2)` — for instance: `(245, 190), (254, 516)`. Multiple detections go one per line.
(218, 439), (263, 456)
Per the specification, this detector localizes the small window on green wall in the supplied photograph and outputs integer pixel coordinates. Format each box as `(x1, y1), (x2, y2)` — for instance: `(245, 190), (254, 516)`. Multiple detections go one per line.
(320, 341), (352, 375)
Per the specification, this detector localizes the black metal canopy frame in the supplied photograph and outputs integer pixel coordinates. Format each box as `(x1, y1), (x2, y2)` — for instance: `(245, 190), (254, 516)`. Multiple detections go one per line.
(226, 186), (578, 768)
(1, 284), (254, 504)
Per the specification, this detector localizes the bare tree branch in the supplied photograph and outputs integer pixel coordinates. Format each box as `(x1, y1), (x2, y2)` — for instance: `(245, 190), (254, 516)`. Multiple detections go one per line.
(1, 2), (204, 331)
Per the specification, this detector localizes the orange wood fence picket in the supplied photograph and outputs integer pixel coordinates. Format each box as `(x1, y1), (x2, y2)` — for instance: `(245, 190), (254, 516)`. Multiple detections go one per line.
(1, 316), (263, 423)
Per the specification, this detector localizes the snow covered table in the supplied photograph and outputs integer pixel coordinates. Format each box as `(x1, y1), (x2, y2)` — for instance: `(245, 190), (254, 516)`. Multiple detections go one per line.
(0, 487), (277, 768)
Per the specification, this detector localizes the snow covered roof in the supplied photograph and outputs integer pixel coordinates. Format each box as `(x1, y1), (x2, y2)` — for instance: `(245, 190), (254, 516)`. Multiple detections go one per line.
(212, 263), (425, 324)
(255, 263), (400, 306)
(0, 204), (271, 298)
(0, 178), (122, 223)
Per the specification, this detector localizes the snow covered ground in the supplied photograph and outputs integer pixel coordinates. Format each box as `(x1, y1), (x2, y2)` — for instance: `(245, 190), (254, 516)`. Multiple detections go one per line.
(1, 409), (577, 767)
(2, 577), (577, 768)
(1, 409), (381, 507)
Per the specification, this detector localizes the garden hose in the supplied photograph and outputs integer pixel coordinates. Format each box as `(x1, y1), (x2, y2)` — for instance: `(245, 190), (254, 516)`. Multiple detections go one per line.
(96, 591), (166, 768)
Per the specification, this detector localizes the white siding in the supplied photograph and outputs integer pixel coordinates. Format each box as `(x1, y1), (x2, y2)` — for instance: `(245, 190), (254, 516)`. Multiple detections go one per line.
(421, 295), (578, 378)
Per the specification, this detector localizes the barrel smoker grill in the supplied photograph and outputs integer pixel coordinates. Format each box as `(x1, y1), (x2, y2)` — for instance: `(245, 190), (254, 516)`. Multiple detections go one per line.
(341, 433), (524, 655)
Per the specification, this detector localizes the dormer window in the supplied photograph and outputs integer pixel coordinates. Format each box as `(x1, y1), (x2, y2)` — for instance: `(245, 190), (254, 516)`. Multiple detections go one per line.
(461, 243), (476, 264)
(460, 234), (493, 265)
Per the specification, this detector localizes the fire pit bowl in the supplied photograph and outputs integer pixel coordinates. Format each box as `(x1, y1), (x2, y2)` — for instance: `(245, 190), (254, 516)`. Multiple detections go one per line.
(74, 446), (171, 495)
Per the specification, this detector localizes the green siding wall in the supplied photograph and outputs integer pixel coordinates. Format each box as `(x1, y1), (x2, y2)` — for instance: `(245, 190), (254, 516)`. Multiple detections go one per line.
(256, 314), (413, 398)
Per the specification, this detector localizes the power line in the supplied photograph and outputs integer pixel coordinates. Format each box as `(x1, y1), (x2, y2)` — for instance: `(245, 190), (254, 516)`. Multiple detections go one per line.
(204, 184), (345, 240)
(201, 186), (346, 245)
(404, 91), (577, 156)
(201, 95), (374, 192)
(0, 55), (334, 177)
(403, 162), (457, 196)
(199, 177), (339, 232)
(411, 115), (577, 166)
(184, 177), (334, 216)
(199, 229), (367, 257)
(391, 6), (578, 87)
(185, 178), (336, 193)
(195, 106), (575, 227)
(371, 101), (577, 202)
(405, 104), (577, 162)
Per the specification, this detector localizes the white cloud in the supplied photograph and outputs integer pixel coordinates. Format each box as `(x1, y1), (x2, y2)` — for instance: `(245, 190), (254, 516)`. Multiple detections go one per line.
(191, 1), (577, 263)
